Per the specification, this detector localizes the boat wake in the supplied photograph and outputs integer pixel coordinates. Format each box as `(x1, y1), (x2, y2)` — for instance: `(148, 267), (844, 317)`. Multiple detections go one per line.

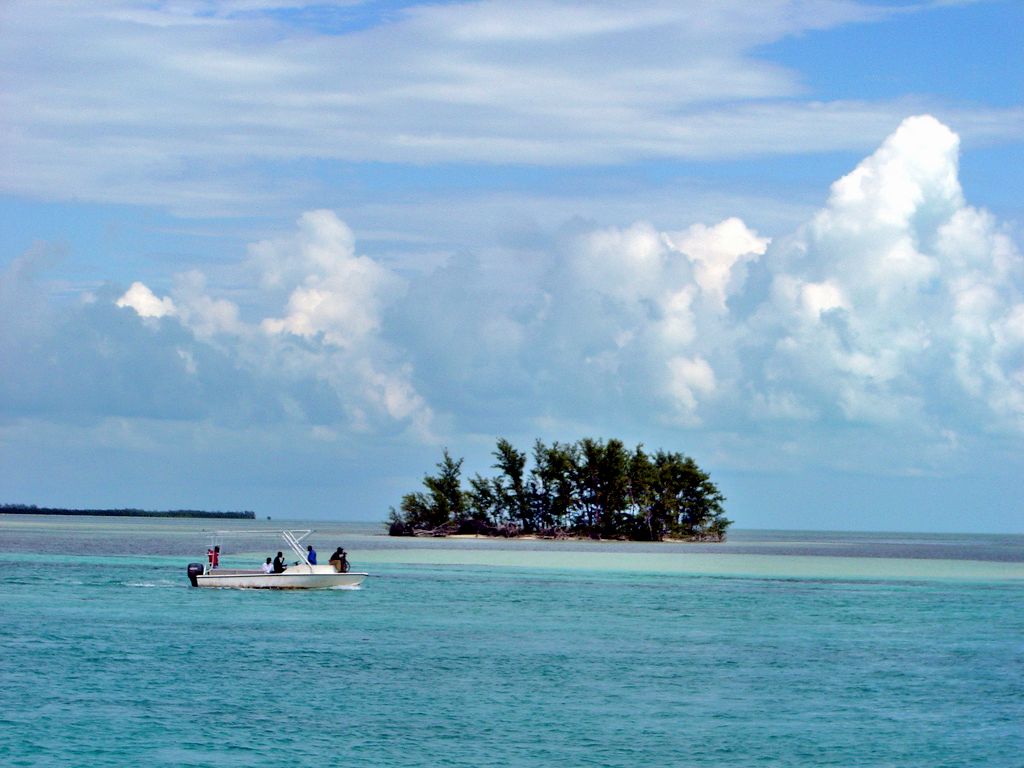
(124, 580), (179, 589)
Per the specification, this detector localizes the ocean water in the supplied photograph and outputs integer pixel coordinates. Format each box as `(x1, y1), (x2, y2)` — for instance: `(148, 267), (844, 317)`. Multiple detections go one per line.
(1, 517), (1022, 767)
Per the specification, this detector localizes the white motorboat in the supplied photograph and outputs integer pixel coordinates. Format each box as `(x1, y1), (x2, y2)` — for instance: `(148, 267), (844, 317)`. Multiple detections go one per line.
(187, 529), (367, 589)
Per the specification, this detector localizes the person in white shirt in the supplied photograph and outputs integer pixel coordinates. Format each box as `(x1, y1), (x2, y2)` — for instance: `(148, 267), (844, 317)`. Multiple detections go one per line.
(260, 557), (273, 574)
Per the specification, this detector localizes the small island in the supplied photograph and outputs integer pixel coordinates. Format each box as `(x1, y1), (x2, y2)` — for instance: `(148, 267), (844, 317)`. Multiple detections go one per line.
(1, 504), (255, 520)
(388, 437), (731, 541)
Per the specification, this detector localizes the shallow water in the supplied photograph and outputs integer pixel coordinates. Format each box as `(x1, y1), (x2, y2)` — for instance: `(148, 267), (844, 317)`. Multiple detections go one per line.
(1, 517), (1022, 767)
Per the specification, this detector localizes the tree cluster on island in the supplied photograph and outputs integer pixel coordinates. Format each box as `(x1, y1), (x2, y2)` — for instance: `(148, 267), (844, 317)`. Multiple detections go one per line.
(387, 438), (731, 541)
(0, 504), (255, 519)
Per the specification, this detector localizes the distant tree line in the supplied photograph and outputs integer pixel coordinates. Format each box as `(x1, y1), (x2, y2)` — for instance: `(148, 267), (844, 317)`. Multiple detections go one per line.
(388, 438), (731, 541)
(1, 504), (255, 520)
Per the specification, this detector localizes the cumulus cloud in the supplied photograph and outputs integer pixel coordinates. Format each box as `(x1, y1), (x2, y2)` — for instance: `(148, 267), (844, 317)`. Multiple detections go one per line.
(384, 114), (1023, 470)
(664, 217), (770, 312)
(113, 210), (434, 439)
(667, 355), (717, 423)
(551, 215), (768, 418)
(116, 282), (177, 318)
(10, 114), (1023, 484)
(757, 115), (1024, 438)
(258, 211), (402, 349)
(116, 274), (245, 340)
(170, 271), (244, 339)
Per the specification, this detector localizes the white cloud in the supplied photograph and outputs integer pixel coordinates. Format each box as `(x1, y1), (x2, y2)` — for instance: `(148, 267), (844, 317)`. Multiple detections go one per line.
(11, 113), (1024, 489)
(252, 210), (358, 290)
(116, 272), (243, 338)
(666, 355), (716, 422)
(113, 210), (434, 438)
(171, 271), (244, 338)
(758, 115), (1024, 435)
(573, 222), (666, 303)
(116, 282), (177, 318)
(2, 1), (1021, 212)
(391, 113), (1021, 466)
(259, 211), (401, 350)
(540, 215), (768, 421)
(655, 287), (699, 348)
(664, 217), (769, 311)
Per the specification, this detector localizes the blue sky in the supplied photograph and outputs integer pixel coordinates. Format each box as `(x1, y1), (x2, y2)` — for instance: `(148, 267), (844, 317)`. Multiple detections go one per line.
(2, 0), (1022, 532)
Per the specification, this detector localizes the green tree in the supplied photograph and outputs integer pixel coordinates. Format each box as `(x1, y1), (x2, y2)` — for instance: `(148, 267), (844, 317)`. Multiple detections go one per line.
(529, 439), (578, 530)
(466, 473), (498, 525)
(625, 444), (660, 541)
(573, 438), (630, 537)
(651, 451), (730, 540)
(491, 438), (532, 529)
(391, 449), (466, 531)
(387, 438), (730, 541)
(674, 455), (729, 539)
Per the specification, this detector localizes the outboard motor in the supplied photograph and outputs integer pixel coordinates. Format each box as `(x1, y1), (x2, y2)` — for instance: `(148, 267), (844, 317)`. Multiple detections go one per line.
(187, 562), (205, 587)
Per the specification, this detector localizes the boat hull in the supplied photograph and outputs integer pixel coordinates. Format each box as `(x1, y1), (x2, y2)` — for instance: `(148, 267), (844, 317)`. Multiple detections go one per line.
(195, 566), (367, 589)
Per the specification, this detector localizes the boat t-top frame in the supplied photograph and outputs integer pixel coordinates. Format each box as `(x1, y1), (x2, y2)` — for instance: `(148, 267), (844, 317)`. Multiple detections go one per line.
(205, 529), (316, 565)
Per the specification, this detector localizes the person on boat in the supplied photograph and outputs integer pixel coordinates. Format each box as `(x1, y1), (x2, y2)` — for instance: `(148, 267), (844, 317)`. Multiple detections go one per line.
(207, 545), (220, 569)
(260, 557), (273, 574)
(329, 547), (349, 573)
(306, 544), (317, 565)
(273, 551), (287, 573)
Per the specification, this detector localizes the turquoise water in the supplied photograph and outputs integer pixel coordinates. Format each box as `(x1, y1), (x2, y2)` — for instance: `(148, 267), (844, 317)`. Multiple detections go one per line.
(1, 518), (1022, 767)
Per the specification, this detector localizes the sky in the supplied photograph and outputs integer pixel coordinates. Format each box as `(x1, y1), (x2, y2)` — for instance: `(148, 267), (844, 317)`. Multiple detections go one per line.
(2, 0), (1023, 532)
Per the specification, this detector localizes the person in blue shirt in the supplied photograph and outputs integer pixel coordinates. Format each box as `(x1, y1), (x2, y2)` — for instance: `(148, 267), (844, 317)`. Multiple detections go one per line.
(306, 545), (317, 565)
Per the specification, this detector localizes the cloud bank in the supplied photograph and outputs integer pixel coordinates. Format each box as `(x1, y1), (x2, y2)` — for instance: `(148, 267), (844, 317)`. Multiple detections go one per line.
(3, 116), (1013, 487)
(1, 113), (1021, 533)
